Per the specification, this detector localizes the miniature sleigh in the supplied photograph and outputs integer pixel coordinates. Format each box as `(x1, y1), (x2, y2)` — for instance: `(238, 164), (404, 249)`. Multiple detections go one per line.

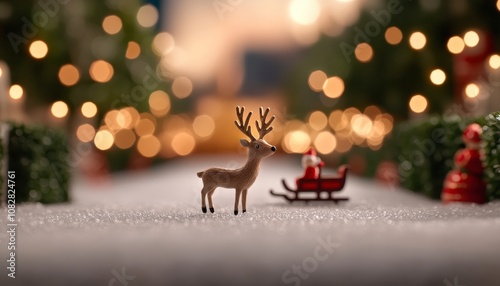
(270, 165), (349, 203)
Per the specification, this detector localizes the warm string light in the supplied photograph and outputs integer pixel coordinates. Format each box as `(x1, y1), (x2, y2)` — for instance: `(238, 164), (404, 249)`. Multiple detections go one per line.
(355, 43), (373, 62)
(90, 60), (114, 83)
(430, 69), (446, 85)
(288, 0), (320, 26)
(58, 64), (80, 86)
(322, 76), (344, 98)
(125, 42), (141, 59)
(137, 4), (159, 28)
(172, 76), (193, 98)
(81, 102), (98, 118)
(385, 27), (403, 45)
(465, 83), (480, 98)
(447, 36), (465, 54)
(489, 54), (500, 69)
(51, 101), (69, 118)
(308, 70), (327, 92)
(102, 15), (123, 35)
(409, 32), (426, 50)
(9, 85), (23, 100)
(409, 95), (428, 113)
(29, 40), (48, 59)
(463, 30), (479, 47)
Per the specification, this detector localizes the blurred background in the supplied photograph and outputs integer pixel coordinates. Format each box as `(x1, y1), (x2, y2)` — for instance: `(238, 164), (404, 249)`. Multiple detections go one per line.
(1, 0), (500, 200)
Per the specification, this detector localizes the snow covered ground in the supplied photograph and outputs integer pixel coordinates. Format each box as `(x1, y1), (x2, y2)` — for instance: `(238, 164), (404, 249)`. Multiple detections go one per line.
(1, 155), (499, 286)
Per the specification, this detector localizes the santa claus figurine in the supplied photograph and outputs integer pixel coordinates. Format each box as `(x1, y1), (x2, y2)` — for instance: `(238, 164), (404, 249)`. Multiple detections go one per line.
(442, 123), (486, 204)
(299, 147), (324, 180)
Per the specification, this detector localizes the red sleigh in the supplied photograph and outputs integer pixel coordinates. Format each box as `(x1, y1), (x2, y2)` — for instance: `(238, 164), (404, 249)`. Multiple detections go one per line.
(270, 165), (349, 203)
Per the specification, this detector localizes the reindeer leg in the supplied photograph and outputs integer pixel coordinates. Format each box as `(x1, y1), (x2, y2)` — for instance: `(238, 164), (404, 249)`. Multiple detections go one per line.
(201, 186), (209, 213)
(207, 189), (216, 213)
(234, 189), (242, 215)
(242, 189), (248, 213)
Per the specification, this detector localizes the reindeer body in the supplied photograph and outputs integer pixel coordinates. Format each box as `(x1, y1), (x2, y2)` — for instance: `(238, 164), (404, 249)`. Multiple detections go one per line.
(197, 107), (276, 215)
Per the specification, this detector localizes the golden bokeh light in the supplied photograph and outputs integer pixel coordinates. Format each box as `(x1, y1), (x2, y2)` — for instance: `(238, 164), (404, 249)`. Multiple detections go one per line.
(335, 138), (353, 153)
(322, 76), (344, 98)
(104, 110), (121, 130)
(116, 108), (135, 129)
(76, 124), (96, 143)
(81, 102), (98, 118)
(489, 54), (500, 69)
(137, 4), (159, 28)
(308, 70), (327, 92)
(288, 0), (320, 26)
(364, 105), (381, 119)
(328, 110), (345, 131)
(284, 130), (311, 154)
(409, 32), (426, 50)
(29, 40), (48, 59)
(463, 30), (479, 47)
(354, 43), (373, 63)
(58, 64), (80, 86)
(135, 116), (156, 136)
(465, 83), (480, 98)
(102, 15), (122, 35)
(351, 114), (373, 138)
(171, 132), (196, 156)
(9, 84), (23, 100)
(308, 111), (328, 131)
(149, 90), (171, 117)
(152, 32), (175, 56)
(314, 131), (336, 154)
(430, 69), (446, 85)
(0, 67), (3, 78)
(114, 129), (136, 149)
(94, 129), (114, 151)
(409, 95), (428, 113)
(125, 42), (141, 59)
(385, 26), (403, 45)
(497, 0), (500, 11)
(90, 60), (114, 83)
(51, 101), (69, 118)
(447, 36), (465, 54)
(193, 115), (216, 137)
(172, 76), (193, 99)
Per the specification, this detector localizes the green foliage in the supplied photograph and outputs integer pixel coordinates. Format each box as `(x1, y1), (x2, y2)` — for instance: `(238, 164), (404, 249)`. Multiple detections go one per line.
(7, 123), (70, 204)
(482, 112), (500, 201)
(395, 116), (482, 199)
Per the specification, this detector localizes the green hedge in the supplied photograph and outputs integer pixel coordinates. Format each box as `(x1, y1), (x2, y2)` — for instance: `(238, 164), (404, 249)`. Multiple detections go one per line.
(395, 113), (500, 201)
(1, 123), (70, 204)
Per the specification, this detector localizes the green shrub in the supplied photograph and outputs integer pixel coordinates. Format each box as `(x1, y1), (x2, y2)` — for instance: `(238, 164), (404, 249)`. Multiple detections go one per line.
(482, 112), (500, 201)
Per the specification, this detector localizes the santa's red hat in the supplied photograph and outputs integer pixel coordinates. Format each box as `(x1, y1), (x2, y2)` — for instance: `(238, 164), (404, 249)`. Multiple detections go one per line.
(304, 147), (317, 156)
(462, 123), (482, 144)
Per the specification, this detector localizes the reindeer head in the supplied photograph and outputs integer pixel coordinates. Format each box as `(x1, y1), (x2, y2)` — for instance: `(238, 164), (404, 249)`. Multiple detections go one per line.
(235, 106), (276, 159)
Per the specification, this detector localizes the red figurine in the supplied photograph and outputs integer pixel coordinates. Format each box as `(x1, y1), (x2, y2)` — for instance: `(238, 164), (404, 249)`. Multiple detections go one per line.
(442, 123), (486, 204)
(299, 147), (324, 181)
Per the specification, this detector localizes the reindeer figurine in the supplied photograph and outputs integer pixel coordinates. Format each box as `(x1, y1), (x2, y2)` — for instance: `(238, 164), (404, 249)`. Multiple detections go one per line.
(197, 106), (276, 215)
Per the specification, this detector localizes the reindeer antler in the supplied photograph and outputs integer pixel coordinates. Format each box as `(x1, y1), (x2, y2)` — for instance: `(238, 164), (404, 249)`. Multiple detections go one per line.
(235, 106), (256, 141)
(256, 107), (275, 139)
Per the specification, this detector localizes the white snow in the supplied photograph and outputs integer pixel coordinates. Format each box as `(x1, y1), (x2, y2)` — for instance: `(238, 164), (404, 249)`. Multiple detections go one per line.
(1, 155), (499, 286)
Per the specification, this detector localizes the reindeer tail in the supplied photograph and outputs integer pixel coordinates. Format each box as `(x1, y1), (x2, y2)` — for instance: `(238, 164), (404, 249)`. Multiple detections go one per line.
(196, 171), (204, 178)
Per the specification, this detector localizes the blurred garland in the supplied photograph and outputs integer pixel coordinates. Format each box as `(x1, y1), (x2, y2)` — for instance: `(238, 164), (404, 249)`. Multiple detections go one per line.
(395, 112), (500, 201)
(1, 123), (70, 204)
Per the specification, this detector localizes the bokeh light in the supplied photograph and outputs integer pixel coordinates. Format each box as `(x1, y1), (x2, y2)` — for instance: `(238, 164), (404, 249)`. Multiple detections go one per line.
(489, 54), (500, 69)
(354, 43), (373, 63)
(172, 76), (193, 99)
(193, 115), (216, 138)
(81, 102), (97, 118)
(114, 129), (136, 149)
(135, 115), (156, 136)
(51, 101), (69, 118)
(465, 83), (480, 98)
(447, 36), (465, 54)
(171, 132), (196, 156)
(409, 32), (426, 50)
(497, 0), (500, 11)
(9, 84), (23, 100)
(463, 30), (479, 47)
(90, 60), (114, 83)
(351, 114), (373, 138)
(409, 95), (428, 113)
(284, 130), (311, 153)
(385, 27), (403, 45)
(94, 129), (114, 151)
(76, 124), (96, 143)
(125, 42), (141, 59)
(152, 32), (175, 56)
(430, 69), (446, 85)
(308, 111), (328, 131)
(308, 70), (327, 92)
(288, 0), (320, 26)
(149, 90), (171, 117)
(102, 15), (122, 35)
(104, 110), (121, 130)
(322, 76), (344, 98)
(314, 131), (336, 154)
(29, 40), (48, 59)
(137, 4), (159, 28)
(116, 108), (135, 129)
(58, 64), (80, 86)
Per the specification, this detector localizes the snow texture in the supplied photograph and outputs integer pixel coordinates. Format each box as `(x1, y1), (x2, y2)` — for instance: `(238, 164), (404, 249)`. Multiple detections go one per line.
(1, 155), (499, 286)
